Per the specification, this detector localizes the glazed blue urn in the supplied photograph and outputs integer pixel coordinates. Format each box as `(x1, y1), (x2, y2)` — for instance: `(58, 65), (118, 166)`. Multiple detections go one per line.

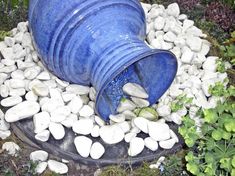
(28, 0), (177, 121)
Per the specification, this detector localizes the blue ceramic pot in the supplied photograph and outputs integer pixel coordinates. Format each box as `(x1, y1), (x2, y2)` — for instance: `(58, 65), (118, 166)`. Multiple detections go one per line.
(29, 0), (177, 121)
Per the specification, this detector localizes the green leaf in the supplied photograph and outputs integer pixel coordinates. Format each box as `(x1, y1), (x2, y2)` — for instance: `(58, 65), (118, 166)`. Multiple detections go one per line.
(222, 130), (232, 140)
(220, 158), (231, 171)
(224, 119), (235, 132)
(212, 130), (222, 141)
(205, 153), (215, 163)
(232, 156), (235, 168)
(185, 152), (195, 162)
(186, 163), (199, 175)
(203, 109), (218, 124)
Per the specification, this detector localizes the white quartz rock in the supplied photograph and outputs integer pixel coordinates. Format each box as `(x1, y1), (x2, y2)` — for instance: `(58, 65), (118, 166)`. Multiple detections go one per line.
(9, 79), (25, 88)
(24, 66), (41, 80)
(61, 92), (76, 102)
(157, 105), (171, 117)
(0, 130), (11, 139)
(170, 112), (182, 125)
(144, 137), (159, 151)
(41, 98), (63, 113)
(181, 50), (194, 64)
(133, 117), (149, 133)
(169, 129), (179, 143)
(116, 121), (130, 133)
(186, 36), (202, 52)
(9, 88), (26, 97)
(0, 109), (10, 131)
(2, 142), (20, 156)
(66, 84), (90, 95)
(36, 71), (50, 80)
(35, 130), (50, 142)
(5, 101), (40, 122)
(166, 3), (180, 17)
(17, 22), (28, 32)
(99, 125), (124, 144)
(159, 138), (176, 149)
(131, 97), (150, 108)
(90, 142), (105, 160)
(89, 87), (96, 101)
(1, 47), (14, 60)
(68, 96), (83, 114)
(94, 115), (106, 127)
(79, 105), (94, 117)
(72, 119), (94, 135)
(117, 98), (136, 113)
(109, 114), (125, 123)
(164, 31), (176, 42)
(50, 106), (70, 123)
(182, 19), (194, 32)
(35, 162), (47, 174)
(123, 83), (148, 99)
(30, 150), (48, 162)
(74, 136), (92, 158)
(33, 112), (50, 133)
(122, 110), (137, 120)
(154, 16), (165, 30)
(1, 96), (22, 107)
(128, 137), (145, 157)
(48, 160), (68, 174)
(61, 114), (78, 128)
(49, 122), (65, 140)
(0, 84), (9, 97)
(124, 132), (137, 143)
(148, 121), (170, 141)
(203, 56), (218, 72)
(32, 81), (49, 97)
(25, 91), (38, 101)
(91, 125), (100, 137)
(11, 70), (24, 79)
(49, 88), (64, 104)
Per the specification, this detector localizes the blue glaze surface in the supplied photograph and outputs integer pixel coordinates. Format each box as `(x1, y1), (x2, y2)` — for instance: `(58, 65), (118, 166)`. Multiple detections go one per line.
(29, 0), (177, 121)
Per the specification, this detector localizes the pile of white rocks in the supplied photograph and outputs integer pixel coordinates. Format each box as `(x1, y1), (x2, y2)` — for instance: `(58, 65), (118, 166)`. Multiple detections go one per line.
(0, 2), (229, 163)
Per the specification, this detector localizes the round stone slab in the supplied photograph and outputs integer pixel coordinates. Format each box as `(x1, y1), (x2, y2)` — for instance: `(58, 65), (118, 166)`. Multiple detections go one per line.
(9, 118), (183, 166)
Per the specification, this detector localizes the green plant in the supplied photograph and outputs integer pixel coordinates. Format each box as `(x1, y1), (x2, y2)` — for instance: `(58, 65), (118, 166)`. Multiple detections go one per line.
(217, 59), (226, 73)
(170, 94), (193, 112)
(179, 83), (235, 176)
(220, 31), (235, 66)
(0, 30), (11, 41)
(133, 162), (160, 176)
(100, 166), (128, 176)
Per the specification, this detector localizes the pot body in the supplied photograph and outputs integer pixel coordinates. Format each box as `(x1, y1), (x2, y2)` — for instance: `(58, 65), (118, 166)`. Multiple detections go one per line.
(29, 0), (177, 120)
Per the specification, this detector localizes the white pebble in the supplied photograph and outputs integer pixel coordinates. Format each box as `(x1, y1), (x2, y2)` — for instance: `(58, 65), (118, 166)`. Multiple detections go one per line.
(99, 125), (124, 144)
(79, 105), (94, 117)
(0, 130), (11, 139)
(74, 136), (92, 158)
(48, 160), (68, 174)
(166, 3), (180, 17)
(90, 142), (105, 160)
(1, 96), (22, 107)
(144, 137), (159, 151)
(123, 83), (148, 98)
(30, 150), (48, 162)
(2, 142), (20, 156)
(124, 132), (137, 143)
(159, 138), (176, 149)
(33, 112), (50, 133)
(72, 119), (94, 135)
(133, 117), (149, 133)
(117, 98), (136, 113)
(68, 96), (83, 114)
(109, 114), (125, 123)
(66, 84), (90, 95)
(128, 137), (145, 157)
(35, 162), (47, 174)
(148, 121), (170, 141)
(49, 122), (65, 140)
(35, 130), (50, 142)
(91, 125), (100, 137)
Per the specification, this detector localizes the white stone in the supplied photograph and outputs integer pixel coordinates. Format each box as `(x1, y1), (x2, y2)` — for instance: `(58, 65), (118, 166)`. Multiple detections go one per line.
(72, 119), (94, 135)
(61, 92), (76, 102)
(174, 37), (186, 48)
(1, 47), (14, 60)
(11, 70), (24, 80)
(183, 19), (194, 32)
(123, 83), (148, 98)
(1, 96), (22, 107)
(203, 56), (218, 72)
(128, 137), (145, 157)
(30, 150), (48, 162)
(154, 16), (165, 30)
(50, 106), (70, 123)
(79, 105), (94, 117)
(90, 142), (105, 160)
(74, 136), (92, 158)
(169, 129), (179, 143)
(99, 125), (124, 144)
(55, 78), (69, 87)
(117, 98), (136, 113)
(163, 31), (176, 42)
(144, 137), (159, 151)
(35, 130), (50, 142)
(148, 122), (170, 141)
(48, 160), (68, 174)
(0, 84), (9, 97)
(91, 125), (100, 137)
(0, 109), (10, 131)
(170, 112), (182, 125)
(68, 96), (83, 114)
(49, 122), (65, 140)
(0, 73), (8, 85)
(33, 112), (50, 133)
(61, 114), (78, 128)
(181, 50), (194, 64)
(133, 117), (149, 133)
(4, 37), (15, 47)
(157, 105), (171, 117)
(94, 115), (106, 127)
(2, 142), (20, 156)
(109, 114), (125, 123)
(25, 91), (38, 101)
(116, 121), (130, 133)
(22, 32), (33, 49)
(17, 22), (28, 32)
(178, 14), (187, 20)
(36, 71), (50, 80)
(159, 138), (176, 149)
(186, 36), (202, 52)
(41, 98), (62, 113)
(1, 59), (15, 66)
(0, 130), (11, 139)
(130, 127), (141, 134)
(124, 132), (137, 143)
(32, 81), (49, 97)
(35, 162), (47, 174)
(122, 110), (136, 120)
(5, 101), (40, 122)
(24, 66), (41, 79)
(131, 97), (149, 108)
(66, 84), (90, 95)
(49, 88), (64, 104)
(166, 3), (180, 17)
(89, 87), (96, 101)
(161, 41), (173, 50)
(9, 88), (26, 97)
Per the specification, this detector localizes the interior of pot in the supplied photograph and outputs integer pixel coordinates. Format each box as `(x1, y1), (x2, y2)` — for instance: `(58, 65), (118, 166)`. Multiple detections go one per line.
(95, 50), (178, 121)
